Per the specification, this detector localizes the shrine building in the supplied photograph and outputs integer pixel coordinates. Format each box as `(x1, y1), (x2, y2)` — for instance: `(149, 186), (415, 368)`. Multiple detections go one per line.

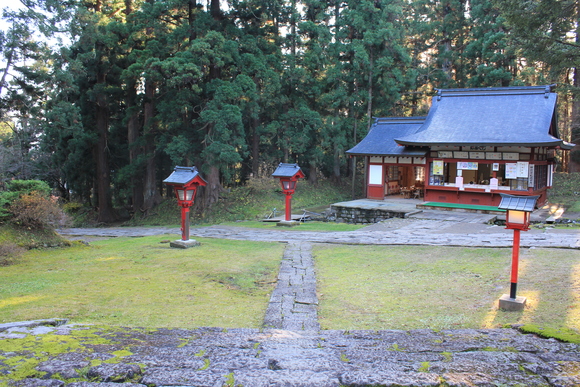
(346, 85), (574, 207)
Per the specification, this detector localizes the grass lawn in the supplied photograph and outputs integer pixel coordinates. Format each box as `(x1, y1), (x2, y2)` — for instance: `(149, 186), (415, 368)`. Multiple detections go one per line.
(314, 244), (580, 333)
(0, 236), (284, 329)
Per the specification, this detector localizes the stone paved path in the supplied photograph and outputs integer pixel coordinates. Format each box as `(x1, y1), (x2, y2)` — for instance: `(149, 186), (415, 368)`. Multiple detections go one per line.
(58, 217), (580, 249)
(263, 242), (319, 331)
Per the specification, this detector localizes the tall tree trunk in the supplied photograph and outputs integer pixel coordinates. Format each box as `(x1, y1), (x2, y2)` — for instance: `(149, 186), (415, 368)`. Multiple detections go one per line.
(210, 0), (221, 20)
(141, 79), (161, 213)
(127, 81), (144, 211)
(203, 163), (222, 207)
(124, 0), (145, 211)
(332, 146), (341, 184)
(309, 161), (318, 186)
(570, 2), (580, 172)
(124, 0), (133, 15)
(251, 115), (260, 176)
(189, 0), (197, 41)
(291, 0), (297, 57)
(0, 46), (14, 99)
(95, 71), (116, 223)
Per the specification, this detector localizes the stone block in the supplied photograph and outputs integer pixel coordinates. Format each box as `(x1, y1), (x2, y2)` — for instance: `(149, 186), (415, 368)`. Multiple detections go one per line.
(498, 294), (526, 311)
(277, 220), (300, 227)
(170, 239), (201, 248)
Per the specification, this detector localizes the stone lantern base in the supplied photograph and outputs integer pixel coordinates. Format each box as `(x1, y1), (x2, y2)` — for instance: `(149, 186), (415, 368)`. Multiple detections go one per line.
(170, 239), (201, 248)
(498, 294), (526, 311)
(276, 220), (300, 227)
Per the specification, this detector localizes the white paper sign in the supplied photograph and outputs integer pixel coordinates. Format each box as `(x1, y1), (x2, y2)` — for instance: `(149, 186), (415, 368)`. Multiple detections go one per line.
(516, 162), (529, 178)
(528, 164), (535, 188)
(505, 163), (517, 179)
(490, 178), (498, 190)
(456, 176), (464, 190)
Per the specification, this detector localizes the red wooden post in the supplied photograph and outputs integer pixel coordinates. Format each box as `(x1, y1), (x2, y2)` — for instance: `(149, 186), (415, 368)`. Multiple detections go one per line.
(285, 193), (292, 221)
(181, 206), (190, 241)
(510, 229), (520, 299)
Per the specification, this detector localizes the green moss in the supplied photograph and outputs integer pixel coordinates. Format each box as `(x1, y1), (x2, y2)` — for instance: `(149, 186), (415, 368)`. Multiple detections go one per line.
(223, 372), (237, 387)
(103, 349), (133, 364)
(519, 325), (580, 344)
(340, 353), (350, 362)
(418, 361), (430, 372)
(0, 325), (141, 382)
(441, 352), (452, 362)
(0, 333), (84, 381)
(198, 358), (211, 371)
(389, 343), (402, 351)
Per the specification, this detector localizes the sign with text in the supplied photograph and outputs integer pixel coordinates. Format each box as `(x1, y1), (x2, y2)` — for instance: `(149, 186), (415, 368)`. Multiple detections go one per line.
(469, 152), (486, 159)
(528, 164), (535, 188)
(457, 161), (478, 170)
(486, 152), (502, 160)
(503, 153), (519, 160)
(516, 161), (529, 178)
(505, 163), (517, 179)
(433, 160), (444, 175)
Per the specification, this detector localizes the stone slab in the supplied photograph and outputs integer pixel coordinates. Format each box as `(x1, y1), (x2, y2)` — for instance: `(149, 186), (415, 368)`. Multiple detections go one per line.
(4, 325), (580, 387)
(169, 239), (200, 248)
(499, 294), (527, 311)
(277, 220), (301, 227)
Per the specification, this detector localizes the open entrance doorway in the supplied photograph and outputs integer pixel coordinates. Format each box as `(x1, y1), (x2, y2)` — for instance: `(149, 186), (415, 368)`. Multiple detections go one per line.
(384, 165), (425, 198)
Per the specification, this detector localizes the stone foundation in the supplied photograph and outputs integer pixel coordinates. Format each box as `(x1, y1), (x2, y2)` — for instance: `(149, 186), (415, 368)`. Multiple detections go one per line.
(330, 205), (412, 224)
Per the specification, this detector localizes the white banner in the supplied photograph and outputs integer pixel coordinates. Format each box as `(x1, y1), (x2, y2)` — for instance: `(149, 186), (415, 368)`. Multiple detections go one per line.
(369, 165), (383, 185)
(528, 164), (535, 188)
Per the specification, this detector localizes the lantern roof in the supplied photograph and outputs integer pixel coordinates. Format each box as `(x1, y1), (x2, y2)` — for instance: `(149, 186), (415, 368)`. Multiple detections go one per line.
(163, 166), (207, 187)
(272, 163), (305, 179)
(498, 194), (539, 213)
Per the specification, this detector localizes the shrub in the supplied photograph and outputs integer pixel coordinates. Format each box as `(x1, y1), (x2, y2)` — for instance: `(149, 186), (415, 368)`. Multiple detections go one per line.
(0, 179), (53, 220)
(8, 191), (70, 229)
(0, 242), (25, 266)
(62, 201), (83, 214)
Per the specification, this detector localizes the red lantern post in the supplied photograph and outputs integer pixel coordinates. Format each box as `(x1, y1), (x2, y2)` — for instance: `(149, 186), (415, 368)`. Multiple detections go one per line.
(272, 163), (305, 226)
(163, 166), (207, 248)
(498, 194), (539, 311)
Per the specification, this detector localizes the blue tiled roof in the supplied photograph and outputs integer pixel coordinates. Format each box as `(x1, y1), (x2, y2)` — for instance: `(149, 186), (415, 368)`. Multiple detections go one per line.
(395, 85), (572, 148)
(163, 166), (206, 185)
(272, 163), (303, 178)
(346, 117), (428, 157)
(498, 194), (540, 212)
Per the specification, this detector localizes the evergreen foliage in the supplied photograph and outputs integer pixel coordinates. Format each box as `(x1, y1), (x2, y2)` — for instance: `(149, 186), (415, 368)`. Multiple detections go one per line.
(0, 0), (577, 221)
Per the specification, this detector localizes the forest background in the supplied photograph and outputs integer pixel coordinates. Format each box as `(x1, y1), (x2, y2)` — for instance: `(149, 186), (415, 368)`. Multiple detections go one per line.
(1, 0), (579, 223)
